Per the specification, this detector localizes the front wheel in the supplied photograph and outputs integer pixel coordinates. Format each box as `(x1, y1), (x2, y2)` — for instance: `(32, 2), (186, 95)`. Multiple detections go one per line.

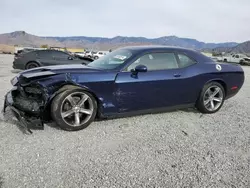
(196, 82), (225, 114)
(51, 89), (97, 131)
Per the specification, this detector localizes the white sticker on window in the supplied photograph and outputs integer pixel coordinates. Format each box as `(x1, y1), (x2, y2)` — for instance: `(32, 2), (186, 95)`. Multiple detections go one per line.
(114, 55), (127, 60)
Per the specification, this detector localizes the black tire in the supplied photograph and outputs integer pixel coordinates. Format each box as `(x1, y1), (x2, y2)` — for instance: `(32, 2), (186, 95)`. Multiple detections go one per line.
(239, 60), (245, 65)
(94, 56), (99, 60)
(196, 82), (225, 114)
(223, 59), (227, 62)
(25, 61), (40, 69)
(51, 88), (97, 131)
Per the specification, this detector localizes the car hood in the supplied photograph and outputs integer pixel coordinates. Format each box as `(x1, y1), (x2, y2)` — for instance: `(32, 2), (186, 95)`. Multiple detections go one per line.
(18, 64), (103, 79)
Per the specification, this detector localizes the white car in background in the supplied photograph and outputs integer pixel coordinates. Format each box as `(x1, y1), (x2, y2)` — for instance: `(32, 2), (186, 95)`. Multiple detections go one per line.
(74, 52), (85, 58)
(84, 51), (93, 58)
(92, 51), (109, 59)
(219, 53), (250, 64)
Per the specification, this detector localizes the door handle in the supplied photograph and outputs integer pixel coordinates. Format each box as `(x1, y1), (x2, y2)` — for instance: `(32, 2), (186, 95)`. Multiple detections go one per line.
(173, 74), (181, 77)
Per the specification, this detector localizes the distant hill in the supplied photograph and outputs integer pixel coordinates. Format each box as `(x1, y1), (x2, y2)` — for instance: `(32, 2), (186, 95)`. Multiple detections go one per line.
(0, 31), (62, 48)
(230, 41), (250, 54)
(0, 31), (241, 51)
(46, 35), (238, 50)
(204, 41), (250, 55)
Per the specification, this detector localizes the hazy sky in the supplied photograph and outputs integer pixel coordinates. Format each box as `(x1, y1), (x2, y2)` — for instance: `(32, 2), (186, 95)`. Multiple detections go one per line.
(1, 0), (249, 43)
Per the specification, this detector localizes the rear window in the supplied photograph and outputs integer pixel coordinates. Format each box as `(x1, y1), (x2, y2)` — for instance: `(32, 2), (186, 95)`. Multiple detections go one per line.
(177, 53), (197, 68)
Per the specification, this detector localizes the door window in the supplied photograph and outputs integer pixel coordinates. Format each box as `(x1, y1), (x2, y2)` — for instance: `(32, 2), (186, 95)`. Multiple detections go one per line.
(126, 52), (179, 71)
(36, 50), (53, 58)
(52, 51), (70, 59)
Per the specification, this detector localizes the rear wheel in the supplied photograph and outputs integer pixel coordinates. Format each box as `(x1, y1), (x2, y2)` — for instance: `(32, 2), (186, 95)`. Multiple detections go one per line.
(51, 89), (97, 131)
(25, 61), (39, 69)
(196, 82), (225, 114)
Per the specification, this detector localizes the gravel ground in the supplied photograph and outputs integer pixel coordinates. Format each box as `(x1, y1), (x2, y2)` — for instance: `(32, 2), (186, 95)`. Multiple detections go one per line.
(0, 54), (250, 188)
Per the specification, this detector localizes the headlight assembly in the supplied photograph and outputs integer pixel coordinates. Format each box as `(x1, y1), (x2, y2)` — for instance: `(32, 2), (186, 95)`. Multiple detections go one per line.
(10, 76), (18, 86)
(24, 87), (43, 94)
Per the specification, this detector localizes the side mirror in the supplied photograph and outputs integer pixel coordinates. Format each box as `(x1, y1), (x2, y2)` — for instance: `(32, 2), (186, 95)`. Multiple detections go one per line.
(132, 65), (147, 73)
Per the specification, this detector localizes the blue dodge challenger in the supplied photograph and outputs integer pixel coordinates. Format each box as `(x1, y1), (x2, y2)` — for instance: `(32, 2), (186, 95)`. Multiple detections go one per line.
(3, 46), (245, 132)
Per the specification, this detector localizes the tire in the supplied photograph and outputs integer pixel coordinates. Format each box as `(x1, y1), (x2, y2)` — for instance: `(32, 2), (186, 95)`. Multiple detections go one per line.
(196, 82), (225, 114)
(239, 60), (245, 65)
(223, 59), (227, 62)
(25, 61), (39, 69)
(51, 88), (97, 131)
(94, 56), (99, 60)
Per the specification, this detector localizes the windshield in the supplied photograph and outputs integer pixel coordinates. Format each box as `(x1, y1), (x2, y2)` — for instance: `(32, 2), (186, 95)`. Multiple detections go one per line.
(87, 49), (133, 69)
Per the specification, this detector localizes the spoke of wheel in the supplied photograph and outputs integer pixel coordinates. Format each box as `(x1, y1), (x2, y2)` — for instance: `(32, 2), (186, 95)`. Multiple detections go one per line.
(74, 112), (80, 126)
(208, 88), (213, 96)
(210, 101), (215, 110)
(204, 99), (210, 105)
(212, 88), (220, 97)
(80, 108), (92, 115)
(66, 95), (76, 106)
(62, 109), (75, 118)
(213, 97), (222, 102)
(78, 95), (89, 107)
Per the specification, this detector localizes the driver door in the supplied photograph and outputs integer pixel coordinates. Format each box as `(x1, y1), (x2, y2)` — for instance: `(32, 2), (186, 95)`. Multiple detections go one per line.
(114, 52), (185, 112)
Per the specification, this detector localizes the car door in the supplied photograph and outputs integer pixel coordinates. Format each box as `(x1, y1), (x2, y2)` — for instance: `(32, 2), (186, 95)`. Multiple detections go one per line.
(51, 51), (77, 65)
(114, 51), (193, 112)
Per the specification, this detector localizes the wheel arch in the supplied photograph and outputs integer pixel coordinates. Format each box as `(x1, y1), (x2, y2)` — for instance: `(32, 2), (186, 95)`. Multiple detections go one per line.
(204, 79), (227, 97)
(195, 78), (227, 105)
(43, 84), (103, 121)
(25, 61), (41, 69)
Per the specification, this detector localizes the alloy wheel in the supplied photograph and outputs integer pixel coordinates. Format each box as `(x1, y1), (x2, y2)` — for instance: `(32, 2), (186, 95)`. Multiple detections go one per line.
(203, 86), (224, 111)
(60, 92), (94, 127)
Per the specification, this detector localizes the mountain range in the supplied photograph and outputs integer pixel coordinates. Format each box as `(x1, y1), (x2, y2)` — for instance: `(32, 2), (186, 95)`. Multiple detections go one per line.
(0, 31), (249, 54)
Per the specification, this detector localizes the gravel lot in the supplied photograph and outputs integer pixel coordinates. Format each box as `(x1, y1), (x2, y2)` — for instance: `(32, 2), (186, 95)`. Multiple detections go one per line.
(0, 54), (250, 188)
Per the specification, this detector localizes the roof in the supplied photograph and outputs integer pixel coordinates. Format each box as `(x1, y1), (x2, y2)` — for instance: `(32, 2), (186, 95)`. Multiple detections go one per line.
(118, 45), (198, 53)
(118, 45), (213, 63)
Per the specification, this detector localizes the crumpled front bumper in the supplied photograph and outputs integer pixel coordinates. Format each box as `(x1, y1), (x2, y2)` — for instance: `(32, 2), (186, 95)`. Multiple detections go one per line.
(3, 90), (44, 134)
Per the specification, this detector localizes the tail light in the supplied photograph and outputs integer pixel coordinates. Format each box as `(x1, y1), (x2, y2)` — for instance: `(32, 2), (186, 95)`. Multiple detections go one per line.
(14, 54), (23, 59)
(231, 86), (238, 90)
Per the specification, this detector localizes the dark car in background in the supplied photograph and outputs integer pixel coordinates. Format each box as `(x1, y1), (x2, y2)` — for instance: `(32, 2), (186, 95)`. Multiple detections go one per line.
(13, 49), (94, 70)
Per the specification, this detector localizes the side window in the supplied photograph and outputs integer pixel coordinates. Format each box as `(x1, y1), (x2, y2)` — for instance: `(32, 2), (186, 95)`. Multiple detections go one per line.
(177, 53), (196, 68)
(126, 52), (178, 71)
(235, 55), (239, 58)
(53, 51), (69, 59)
(37, 50), (52, 58)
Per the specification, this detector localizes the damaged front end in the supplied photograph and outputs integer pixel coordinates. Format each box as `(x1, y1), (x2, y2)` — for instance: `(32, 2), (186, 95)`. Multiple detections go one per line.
(3, 75), (51, 134)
